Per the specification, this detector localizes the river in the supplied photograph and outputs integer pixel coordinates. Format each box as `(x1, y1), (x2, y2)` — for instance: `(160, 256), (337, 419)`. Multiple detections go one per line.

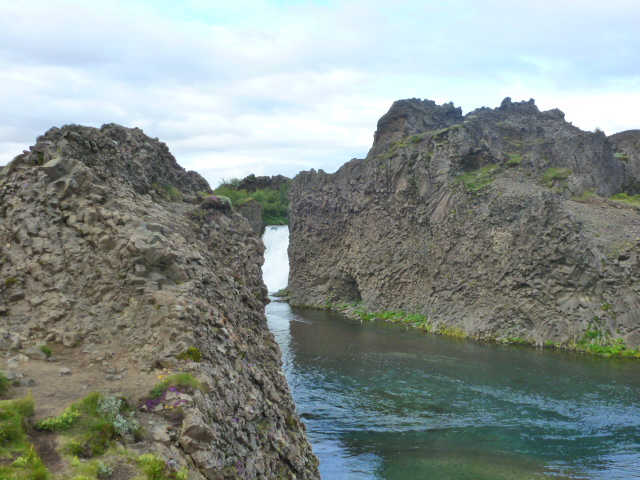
(262, 225), (640, 480)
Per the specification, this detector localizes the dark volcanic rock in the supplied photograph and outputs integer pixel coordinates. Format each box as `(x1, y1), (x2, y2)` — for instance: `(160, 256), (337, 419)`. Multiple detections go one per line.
(236, 198), (265, 235)
(235, 174), (290, 193)
(0, 124), (319, 479)
(288, 98), (640, 349)
(368, 98), (463, 157)
(609, 129), (640, 194)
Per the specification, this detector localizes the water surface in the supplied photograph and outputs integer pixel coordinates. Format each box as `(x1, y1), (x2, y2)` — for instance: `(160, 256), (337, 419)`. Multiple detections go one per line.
(262, 225), (640, 479)
(267, 303), (640, 479)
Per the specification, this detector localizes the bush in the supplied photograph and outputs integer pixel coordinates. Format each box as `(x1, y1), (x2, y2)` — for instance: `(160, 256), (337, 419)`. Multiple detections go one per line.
(35, 409), (81, 431)
(176, 347), (203, 363)
(97, 395), (138, 437)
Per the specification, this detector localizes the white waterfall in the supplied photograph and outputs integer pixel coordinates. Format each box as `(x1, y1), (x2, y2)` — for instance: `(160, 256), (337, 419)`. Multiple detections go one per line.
(262, 225), (290, 293)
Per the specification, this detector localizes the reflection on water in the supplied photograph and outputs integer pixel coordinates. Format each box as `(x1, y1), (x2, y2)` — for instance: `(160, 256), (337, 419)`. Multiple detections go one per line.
(266, 300), (640, 480)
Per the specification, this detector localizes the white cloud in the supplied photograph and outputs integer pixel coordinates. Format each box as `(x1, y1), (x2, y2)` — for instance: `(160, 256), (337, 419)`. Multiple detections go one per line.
(1, 0), (640, 184)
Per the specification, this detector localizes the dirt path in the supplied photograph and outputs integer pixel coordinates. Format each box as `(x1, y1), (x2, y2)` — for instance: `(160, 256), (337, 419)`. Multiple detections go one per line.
(4, 343), (158, 419)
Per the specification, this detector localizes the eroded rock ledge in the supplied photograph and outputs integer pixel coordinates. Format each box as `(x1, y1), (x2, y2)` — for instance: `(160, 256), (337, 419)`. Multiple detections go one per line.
(0, 124), (319, 479)
(288, 97), (640, 350)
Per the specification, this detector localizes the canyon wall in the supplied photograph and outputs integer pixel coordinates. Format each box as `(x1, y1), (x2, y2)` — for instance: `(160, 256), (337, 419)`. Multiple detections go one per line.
(0, 124), (319, 479)
(289, 98), (640, 348)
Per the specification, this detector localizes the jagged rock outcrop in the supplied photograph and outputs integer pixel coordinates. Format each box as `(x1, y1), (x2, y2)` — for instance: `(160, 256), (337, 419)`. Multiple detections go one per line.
(235, 174), (290, 193)
(609, 129), (640, 194)
(0, 124), (319, 479)
(236, 198), (265, 235)
(288, 97), (640, 349)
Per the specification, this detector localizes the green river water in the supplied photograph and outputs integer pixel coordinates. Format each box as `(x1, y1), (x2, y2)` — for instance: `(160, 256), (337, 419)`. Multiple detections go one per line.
(261, 225), (640, 479)
(266, 302), (640, 480)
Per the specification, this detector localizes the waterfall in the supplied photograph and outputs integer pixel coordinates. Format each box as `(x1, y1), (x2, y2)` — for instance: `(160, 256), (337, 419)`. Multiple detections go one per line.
(262, 225), (290, 293)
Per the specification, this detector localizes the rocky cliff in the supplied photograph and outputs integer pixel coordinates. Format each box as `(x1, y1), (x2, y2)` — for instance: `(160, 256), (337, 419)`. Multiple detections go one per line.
(288, 97), (640, 350)
(0, 124), (319, 479)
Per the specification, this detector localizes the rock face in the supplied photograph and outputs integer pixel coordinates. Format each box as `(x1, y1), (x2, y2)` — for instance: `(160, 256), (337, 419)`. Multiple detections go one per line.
(609, 129), (640, 194)
(288, 97), (640, 348)
(0, 124), (319, 479)
(235, 174), (290, 193)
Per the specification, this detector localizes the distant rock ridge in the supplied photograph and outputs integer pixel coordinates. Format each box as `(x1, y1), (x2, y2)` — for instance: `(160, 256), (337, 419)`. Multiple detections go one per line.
(234, 174), (290, 193)
(288, 97), (640, 350)
(1, 124), (319, 479)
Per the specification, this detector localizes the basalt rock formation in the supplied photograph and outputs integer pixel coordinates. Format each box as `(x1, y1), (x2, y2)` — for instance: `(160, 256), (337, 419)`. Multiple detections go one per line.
(288, 97), (640, 349)
(0, 124), (319, 479)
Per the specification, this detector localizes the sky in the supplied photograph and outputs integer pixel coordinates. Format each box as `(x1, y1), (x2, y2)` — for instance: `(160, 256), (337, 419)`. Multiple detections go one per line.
(1, 0), (640, 187)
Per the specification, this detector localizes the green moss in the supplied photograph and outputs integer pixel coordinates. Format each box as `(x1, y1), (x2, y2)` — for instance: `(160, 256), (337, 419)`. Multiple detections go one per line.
(4, 277), (19, 288)
(176, 346), (203, 363)
(540, 167), (572, 187)
(137, 452), (188, 480)
(456, 165), (501, 192)
(505, 153), (522, 167)
(149, 373), (201, 399)
(610, 192), (640, 206)
(39, 345), (52, 358)
(501, 337), (533, 346)
(436, 326), (467, 338)
(571, 189), (598, 203)
(152, 182), (182, 202)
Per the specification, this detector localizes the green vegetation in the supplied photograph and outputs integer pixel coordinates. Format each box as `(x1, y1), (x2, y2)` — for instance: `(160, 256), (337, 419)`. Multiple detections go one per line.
(609, 192), (640, 206)
(151, 182), (182, 202)
(456, 165), (501, 192)
(501, 337), (533, 346)
(540, 167), (572, 187)
(505, 153), (522, 167)
(0, 371), (9, 396)
(0, 393), (48, 480)
(149, 373), (201, 399)
(35, 409), (81, 431)
(576, 331), (640, 357)
(4, 277), (19, 287)
(571, 188), (598, 203)
(2, 390), (193, 480)
(328, 303), (434, 331)
(614, 152), (630, 162)
(40, 345), (52, 358)
(176, 346), (203, 363)
(212, 179), (291, 225)
(37, 392), (139, 458)
(137, 452), (190, 480)
(575, 313), (640, 358)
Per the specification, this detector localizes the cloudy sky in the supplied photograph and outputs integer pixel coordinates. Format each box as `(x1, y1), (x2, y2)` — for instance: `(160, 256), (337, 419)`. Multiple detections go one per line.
(1, 0), (640, 187)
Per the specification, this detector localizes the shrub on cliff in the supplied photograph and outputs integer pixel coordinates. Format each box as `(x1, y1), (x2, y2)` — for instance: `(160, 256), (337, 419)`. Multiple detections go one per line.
(212, 179), (290, 224)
